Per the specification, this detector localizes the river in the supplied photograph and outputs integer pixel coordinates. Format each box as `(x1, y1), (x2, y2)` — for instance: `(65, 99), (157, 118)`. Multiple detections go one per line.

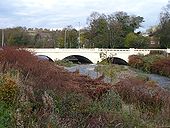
(65, 64), (170, 90)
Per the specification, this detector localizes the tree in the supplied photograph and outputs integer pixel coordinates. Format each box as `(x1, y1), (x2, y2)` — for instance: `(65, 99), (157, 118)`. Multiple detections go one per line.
(108, 14), (125, 48)
(34, 33), (42, 47)
(67, 28), (78, 48)
(62, 26), (79, 48)
(156, 1), (170, 48)
(79, 28), (91, 48)
(109, 12), (144, 48)
(6, 27), (31, 46)
(87, 12), (109, 48)
(125, 32), (149, 48)
(86, 11), (144, 48)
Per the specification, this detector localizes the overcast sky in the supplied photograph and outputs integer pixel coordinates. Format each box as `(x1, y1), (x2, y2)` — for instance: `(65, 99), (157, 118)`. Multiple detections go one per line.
(0, 0), (168, 31)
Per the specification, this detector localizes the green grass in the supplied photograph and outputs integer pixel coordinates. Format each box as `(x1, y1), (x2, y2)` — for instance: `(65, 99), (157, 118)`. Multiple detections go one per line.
(95, 64), (129, 83)
(0, 101), (14, 128)
(54, 60), (75, 67)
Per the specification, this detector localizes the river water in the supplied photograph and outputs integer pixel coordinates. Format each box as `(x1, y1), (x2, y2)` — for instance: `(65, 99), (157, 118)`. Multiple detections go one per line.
(65, 64), (100, 79)
(65, 64), (170, 90)
(148, 74), (170, 89)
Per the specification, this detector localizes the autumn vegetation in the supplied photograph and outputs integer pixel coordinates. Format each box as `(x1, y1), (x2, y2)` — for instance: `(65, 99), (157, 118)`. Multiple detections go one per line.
(0, 47), (170, 127)
(0, 47), (111, 127)
(0, 2), (170, 127)
(96, 62), (170, 127)
(128, 52), (170, 77)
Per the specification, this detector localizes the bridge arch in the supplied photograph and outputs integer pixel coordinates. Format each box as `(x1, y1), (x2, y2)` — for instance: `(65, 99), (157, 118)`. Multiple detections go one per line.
(62, 55), (93, 64)
(102, 57), (128, 65)
(36, 55), (53, 62)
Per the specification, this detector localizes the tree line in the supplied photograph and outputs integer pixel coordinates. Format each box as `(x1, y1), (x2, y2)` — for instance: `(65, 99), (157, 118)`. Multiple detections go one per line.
(0, 2), (170, 49)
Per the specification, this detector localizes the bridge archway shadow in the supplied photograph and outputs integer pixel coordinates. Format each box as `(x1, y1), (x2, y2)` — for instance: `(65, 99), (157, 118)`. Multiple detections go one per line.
(63, 55), (93, 64)
(37, 55), (53, 62)
(102, 57), (128, 65)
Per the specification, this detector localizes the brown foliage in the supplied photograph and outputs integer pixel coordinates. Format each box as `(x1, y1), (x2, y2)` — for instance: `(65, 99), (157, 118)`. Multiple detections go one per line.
(114, 77), (170, 115)
(0, 75), (18, 105)
(128, 55), (144, 69)
(151, 57), (170, 77)
(0, 47), (110, 99)
(128, 54), (170, 77)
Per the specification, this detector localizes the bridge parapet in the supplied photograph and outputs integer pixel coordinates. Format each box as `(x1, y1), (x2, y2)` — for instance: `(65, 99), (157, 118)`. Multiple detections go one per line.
(99, 48), (131, 52)
(133, 48), (170, 56)
(58, 48), (98, 52)
(27, 48), (170, 54)
(27, 48), (59, 53)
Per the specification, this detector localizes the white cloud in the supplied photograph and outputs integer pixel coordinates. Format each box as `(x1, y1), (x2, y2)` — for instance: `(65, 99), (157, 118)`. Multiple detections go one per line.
(0, 0), (168, 30)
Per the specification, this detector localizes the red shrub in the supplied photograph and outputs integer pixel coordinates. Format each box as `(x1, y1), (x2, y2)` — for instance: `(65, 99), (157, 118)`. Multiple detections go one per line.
(128, 55), (144, 69)
(151, 57), (170, 77)
(0, 47), (69, 91)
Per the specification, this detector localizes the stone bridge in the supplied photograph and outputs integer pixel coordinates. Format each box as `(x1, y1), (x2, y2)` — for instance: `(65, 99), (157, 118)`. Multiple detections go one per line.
(27, 48), (170, 64)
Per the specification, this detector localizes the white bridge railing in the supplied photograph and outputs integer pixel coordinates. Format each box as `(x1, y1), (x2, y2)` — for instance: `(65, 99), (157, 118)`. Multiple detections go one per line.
(27, 48), (170, 53)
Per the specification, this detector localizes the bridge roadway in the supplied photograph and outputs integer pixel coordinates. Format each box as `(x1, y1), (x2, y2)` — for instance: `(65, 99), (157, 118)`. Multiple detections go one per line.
(27, 48), (170, 64)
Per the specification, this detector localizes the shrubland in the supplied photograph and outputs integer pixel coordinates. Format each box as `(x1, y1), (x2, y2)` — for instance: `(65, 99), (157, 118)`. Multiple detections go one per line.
(128, 52), (170, 77)
(0, 47), (170, 127)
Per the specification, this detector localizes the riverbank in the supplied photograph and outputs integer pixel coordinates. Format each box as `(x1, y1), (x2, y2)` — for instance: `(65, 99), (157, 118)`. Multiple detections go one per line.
(65, 64), (170, 90)
(65, 64), (170, 127)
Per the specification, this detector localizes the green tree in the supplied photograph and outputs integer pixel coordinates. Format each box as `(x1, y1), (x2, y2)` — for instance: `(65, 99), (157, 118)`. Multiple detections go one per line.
(108, 14), (125, 48)
(156, 1), (170, 48)
(87, 12), (109, 48)
(34, 33), (42, 47)
(86, 11), (144, 48)
(67, 28), (78, 48)
(109, 12), (144, 48)
(79, 28), (91, 48)
(125, 32), (149, 48)
(62, 26), (79, 48)
(5, 27), (31, 47)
